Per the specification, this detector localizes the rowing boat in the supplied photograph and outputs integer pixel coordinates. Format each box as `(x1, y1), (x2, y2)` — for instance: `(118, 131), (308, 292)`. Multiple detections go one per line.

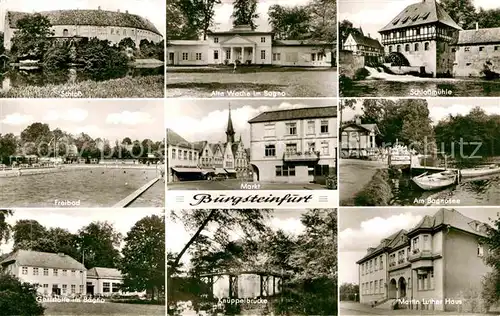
(412, 171), (457, 191)
(460, 165), (500, 178)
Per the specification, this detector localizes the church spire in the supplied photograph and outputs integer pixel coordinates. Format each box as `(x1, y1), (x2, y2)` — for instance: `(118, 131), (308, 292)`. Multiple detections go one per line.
(226, 104), (235, 143)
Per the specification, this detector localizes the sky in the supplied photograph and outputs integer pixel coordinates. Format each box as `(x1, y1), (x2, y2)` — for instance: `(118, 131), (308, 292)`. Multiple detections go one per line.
(338, 207), (500, 285)
(0, 99), (165, 143)
(342, 98), (500, 125)
(207, 0), (315, 32)
(339, 0), (499, 42)
(0, 208), (163, 255)
(165, 99), (336, 147)
(0, 0), (165, 36)
(166, 209), (308, 269)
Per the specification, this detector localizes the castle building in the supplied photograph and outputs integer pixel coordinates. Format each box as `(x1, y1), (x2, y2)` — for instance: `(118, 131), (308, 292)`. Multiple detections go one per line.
(357, 209), (491, 312)
(3, 8), (163, 50)
(167, 25), (333, 67)
(248, 106), (337, 184)
(379, 0), (461, 77)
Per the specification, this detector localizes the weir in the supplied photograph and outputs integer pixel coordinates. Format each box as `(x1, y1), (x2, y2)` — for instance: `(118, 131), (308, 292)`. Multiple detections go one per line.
(113, 177), (160, 208)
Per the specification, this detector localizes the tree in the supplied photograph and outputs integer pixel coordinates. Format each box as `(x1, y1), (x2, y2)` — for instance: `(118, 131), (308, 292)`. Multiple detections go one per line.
(77, 222), (122, 269)
(119, 37), (136, 50)
(481, 214), (500, 310)
(170, 209), (270, 269)
(75, 38), (128, 80)
(10, 13), (54, 61)
(198, 0), (222, 40)
(340, 283), (360, 301)
(232, 0), (259, 30)
(268, 5), (312, 40)
(0, 31), (4, 55)
(476, 8), (500, 28)
(308, 0), (336, 65)
(20, 123), (51, 144)
(12, 219), (47, 250)
(42, 41), (71, 70)
(0, 274), (44, 316)
(340, 99), (357, 130)
(0, 210), (13, 247)
(0, 134), (17, 165)
(120, 214), (165, 300)
(440, 0), (477, 29)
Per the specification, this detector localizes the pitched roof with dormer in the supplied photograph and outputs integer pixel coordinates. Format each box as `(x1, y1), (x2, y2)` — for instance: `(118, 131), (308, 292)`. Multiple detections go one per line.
(379, 0), (462, 33)
(456, 27), (500, 45)
(0, 250), (85, 270)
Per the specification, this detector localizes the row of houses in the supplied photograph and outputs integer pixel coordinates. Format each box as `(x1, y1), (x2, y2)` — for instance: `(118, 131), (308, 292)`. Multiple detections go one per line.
(0, 250), (142, 297)
(342, 0), (500, 78)
(167, 106), (338, 184)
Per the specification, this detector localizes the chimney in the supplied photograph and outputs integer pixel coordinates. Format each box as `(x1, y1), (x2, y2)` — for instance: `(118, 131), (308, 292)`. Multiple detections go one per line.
(367, 33), (371, 38)
(117, 9), (120, 13)
(126, 10), (129, 14)
(476, 22), (479, 30)
(356, 118), (362, 125)
(98, 6), (101, 10)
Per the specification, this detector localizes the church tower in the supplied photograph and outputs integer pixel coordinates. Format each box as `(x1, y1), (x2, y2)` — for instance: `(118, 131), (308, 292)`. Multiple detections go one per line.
(226, 104), (235, 144)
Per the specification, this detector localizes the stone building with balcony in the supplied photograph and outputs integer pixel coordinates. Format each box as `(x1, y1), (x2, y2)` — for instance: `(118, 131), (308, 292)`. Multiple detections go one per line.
(248, 106), (337, 184)
(357, 209), (491, 312)
(379, 0), (461, 77)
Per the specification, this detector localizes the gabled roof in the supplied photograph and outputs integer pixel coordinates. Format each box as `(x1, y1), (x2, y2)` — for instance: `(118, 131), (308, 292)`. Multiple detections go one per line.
(379, 0), (462, 33)
(0, 250), (85, 270)
(192, 141), (208, 153)
(408, 209), (489, 237)
(456, 27), (500, 45)
(7, 10), (162, 35)
(166, 129), (192, 149)
(346, 33), (383, 49)
(209, 25), (273, 36)
(342, 122), (381, 135)
(249, 106), (336, 123)
(357, 229), (407, 263)
(87, 267), (123, 280)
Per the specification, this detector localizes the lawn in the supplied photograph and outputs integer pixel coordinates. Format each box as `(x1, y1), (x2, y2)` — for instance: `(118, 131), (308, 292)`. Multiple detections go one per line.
(166, 69), (337, 97)
(0, 75), (164, 98)
(43, 302), (165, 316)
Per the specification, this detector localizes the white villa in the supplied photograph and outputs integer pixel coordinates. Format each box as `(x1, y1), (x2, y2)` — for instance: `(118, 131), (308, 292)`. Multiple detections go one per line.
(167, 25), (333, 67)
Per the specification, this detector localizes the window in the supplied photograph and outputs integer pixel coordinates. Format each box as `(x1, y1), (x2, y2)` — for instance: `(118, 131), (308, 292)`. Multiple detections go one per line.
(495, 46), (500, 51)
(183, 150), (187, 160)
(112, 283), (120, 293)
(414, 43), (419, 51)
(405, 44), (410, 52)
(321, 120), (329, 133)
(423, 235), (430, 250)
(172, 149), (176, 159)
(182, 52), (189, 60)
(103, 282), (110, 293)
(465, 46), (470, 52)
(307, 121), (315, 134)
(261, 50), (266, 59)
(53, 269), (58, 276)
(285, 143), (297, 154)
(264, 124), (275, 138)
(214, 50), (219, 60)
(412, 237), (420, 253)
(71, 284), (76, 294)
(214, 37), (219, 43)
(111, 28), (114, 35)
(380, 256), (383, 269)
(62, 284), (67, 294)
(79, 285), (84, 294)
(311, 53), (316, 61)
(63, 29), (69, 37)
(286, 122), (297, 135)
(389, 45), (393, 53)
(276, 165), (296, 176)
(261, 37), (266, 43)
(321, 141), (329, 155)
(33, 268), (39, 276)
(273, 53), (281, 61)
(43, 284), (49, 295)
(226, 49), (231, 59)
(22, 267), (28, 275)
(370, 281), (373, 293)
(265, 145), (276, 157)
(478, 244), (484, 257)
(189, 151), (193, 161)
(62, 269), (67, 276)
(397, 45), (401, 52)
(195, 53), (202, 60)
(307, 142), (316, 153)
(479, 46), (485, 52)
(71, 270), (75, 277)
(424, 42), (430, 51)
(44, 268), (49, 276)
(374, 280), (378, 293)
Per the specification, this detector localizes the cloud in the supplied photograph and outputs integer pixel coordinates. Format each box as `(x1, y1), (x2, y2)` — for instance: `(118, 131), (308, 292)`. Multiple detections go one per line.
(106, 111), (153, 125)
(43, 108), (89, 122)
(1, 113), (34, 125)
(269, 217), (305, 236)
(339, 212), (423, 252)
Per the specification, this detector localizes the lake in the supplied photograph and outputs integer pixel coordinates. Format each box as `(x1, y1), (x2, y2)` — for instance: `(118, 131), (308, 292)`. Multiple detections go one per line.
(0, 65), (164, 94)
(341, 78), (500, 97)
(0, 167), (164, 207)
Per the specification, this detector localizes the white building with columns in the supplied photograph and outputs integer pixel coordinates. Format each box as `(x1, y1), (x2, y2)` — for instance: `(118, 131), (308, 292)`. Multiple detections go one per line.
(167, 25), (333, 67)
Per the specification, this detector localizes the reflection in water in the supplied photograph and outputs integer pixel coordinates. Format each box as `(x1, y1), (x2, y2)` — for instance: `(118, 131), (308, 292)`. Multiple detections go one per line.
(0, 65), (164, 89)
(390, 173), (500, 206)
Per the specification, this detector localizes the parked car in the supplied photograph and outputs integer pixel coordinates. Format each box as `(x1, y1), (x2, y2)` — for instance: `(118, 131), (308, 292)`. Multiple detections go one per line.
(207, 173), (227, 181)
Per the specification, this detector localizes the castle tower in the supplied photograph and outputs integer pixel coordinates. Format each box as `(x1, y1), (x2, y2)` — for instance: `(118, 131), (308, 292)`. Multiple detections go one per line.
(226, 104), (235, 144)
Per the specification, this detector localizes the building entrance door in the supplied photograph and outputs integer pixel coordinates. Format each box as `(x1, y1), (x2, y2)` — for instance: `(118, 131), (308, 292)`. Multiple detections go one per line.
(168, 52), (175, 65)
(398, 277), (407, 298)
